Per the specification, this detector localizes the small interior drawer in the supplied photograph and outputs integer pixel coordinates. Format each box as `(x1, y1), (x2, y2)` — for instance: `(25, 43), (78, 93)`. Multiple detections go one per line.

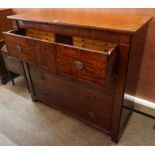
(26, 29), (55, 42)
(73, 36), (115, 50)
(73, 41), (113, 52)
(73, 36), (94, 44)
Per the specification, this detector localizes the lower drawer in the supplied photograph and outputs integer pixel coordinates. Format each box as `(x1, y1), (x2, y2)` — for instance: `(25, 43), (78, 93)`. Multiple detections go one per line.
(33, 81), (112, 132)
(29, 64), (114, 132)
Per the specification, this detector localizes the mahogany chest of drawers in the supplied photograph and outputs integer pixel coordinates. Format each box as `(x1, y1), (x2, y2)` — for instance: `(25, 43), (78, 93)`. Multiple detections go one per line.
(3, 10), (152, 142)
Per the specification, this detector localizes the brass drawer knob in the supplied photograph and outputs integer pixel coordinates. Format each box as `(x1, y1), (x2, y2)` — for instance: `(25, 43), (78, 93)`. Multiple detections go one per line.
(16, 45), (22, 52)
(73, 60), (84, 70)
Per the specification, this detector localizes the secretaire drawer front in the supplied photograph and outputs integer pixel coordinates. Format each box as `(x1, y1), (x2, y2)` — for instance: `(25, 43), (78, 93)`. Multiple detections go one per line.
(3, 31), (36, 63)
(57, 44), (117, 85)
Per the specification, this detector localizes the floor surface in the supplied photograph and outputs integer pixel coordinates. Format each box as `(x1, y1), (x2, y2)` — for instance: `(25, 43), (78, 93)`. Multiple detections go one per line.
(0, 76), (155, 146)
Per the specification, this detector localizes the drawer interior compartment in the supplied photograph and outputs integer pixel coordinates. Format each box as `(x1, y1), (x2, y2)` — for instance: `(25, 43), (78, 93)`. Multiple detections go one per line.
(4, 29), (117, 53)
(73, 36), (115, 52)
(25, 29), (116, 53)
(4, 29), (117, 55)
(26, 29), (55, 42)
(4, 29), (118, 85)
(26, 29), (72, 45)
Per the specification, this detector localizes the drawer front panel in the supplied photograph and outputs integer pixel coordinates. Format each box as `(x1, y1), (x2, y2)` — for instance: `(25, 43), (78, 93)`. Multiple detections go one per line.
(33, 81), (112, 131)
(33, 79), (111, 132)
(57, 45), (116, 85)
(29, 65), (114, 117)
(32, 79), (112, 131)
(3, 32), (36, 63)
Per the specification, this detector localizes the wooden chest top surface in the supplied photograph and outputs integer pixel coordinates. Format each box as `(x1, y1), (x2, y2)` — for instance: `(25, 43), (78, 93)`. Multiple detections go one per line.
(7, 10), (152, 34)
(0, 9), (12, 12)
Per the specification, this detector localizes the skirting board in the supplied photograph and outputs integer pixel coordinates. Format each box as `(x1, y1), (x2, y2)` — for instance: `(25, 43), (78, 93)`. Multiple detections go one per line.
(124, 94), (155, 117)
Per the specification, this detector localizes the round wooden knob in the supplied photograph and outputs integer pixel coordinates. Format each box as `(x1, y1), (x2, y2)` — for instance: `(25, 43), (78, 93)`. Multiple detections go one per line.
(73, 60), (84, 70)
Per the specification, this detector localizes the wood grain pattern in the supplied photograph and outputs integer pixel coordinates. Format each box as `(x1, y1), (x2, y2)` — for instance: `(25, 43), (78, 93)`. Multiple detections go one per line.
(8, 9), (152, 33)
(125, 26), (148, 97)
(111, 45), (130, 142)
(57, 44), (117, 85)
(3, 31), (37, 63)
(26, 29), (55, 41)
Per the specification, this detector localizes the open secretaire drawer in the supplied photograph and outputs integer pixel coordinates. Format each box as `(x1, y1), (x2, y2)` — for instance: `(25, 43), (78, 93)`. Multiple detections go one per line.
(3, 29), (118, 85)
